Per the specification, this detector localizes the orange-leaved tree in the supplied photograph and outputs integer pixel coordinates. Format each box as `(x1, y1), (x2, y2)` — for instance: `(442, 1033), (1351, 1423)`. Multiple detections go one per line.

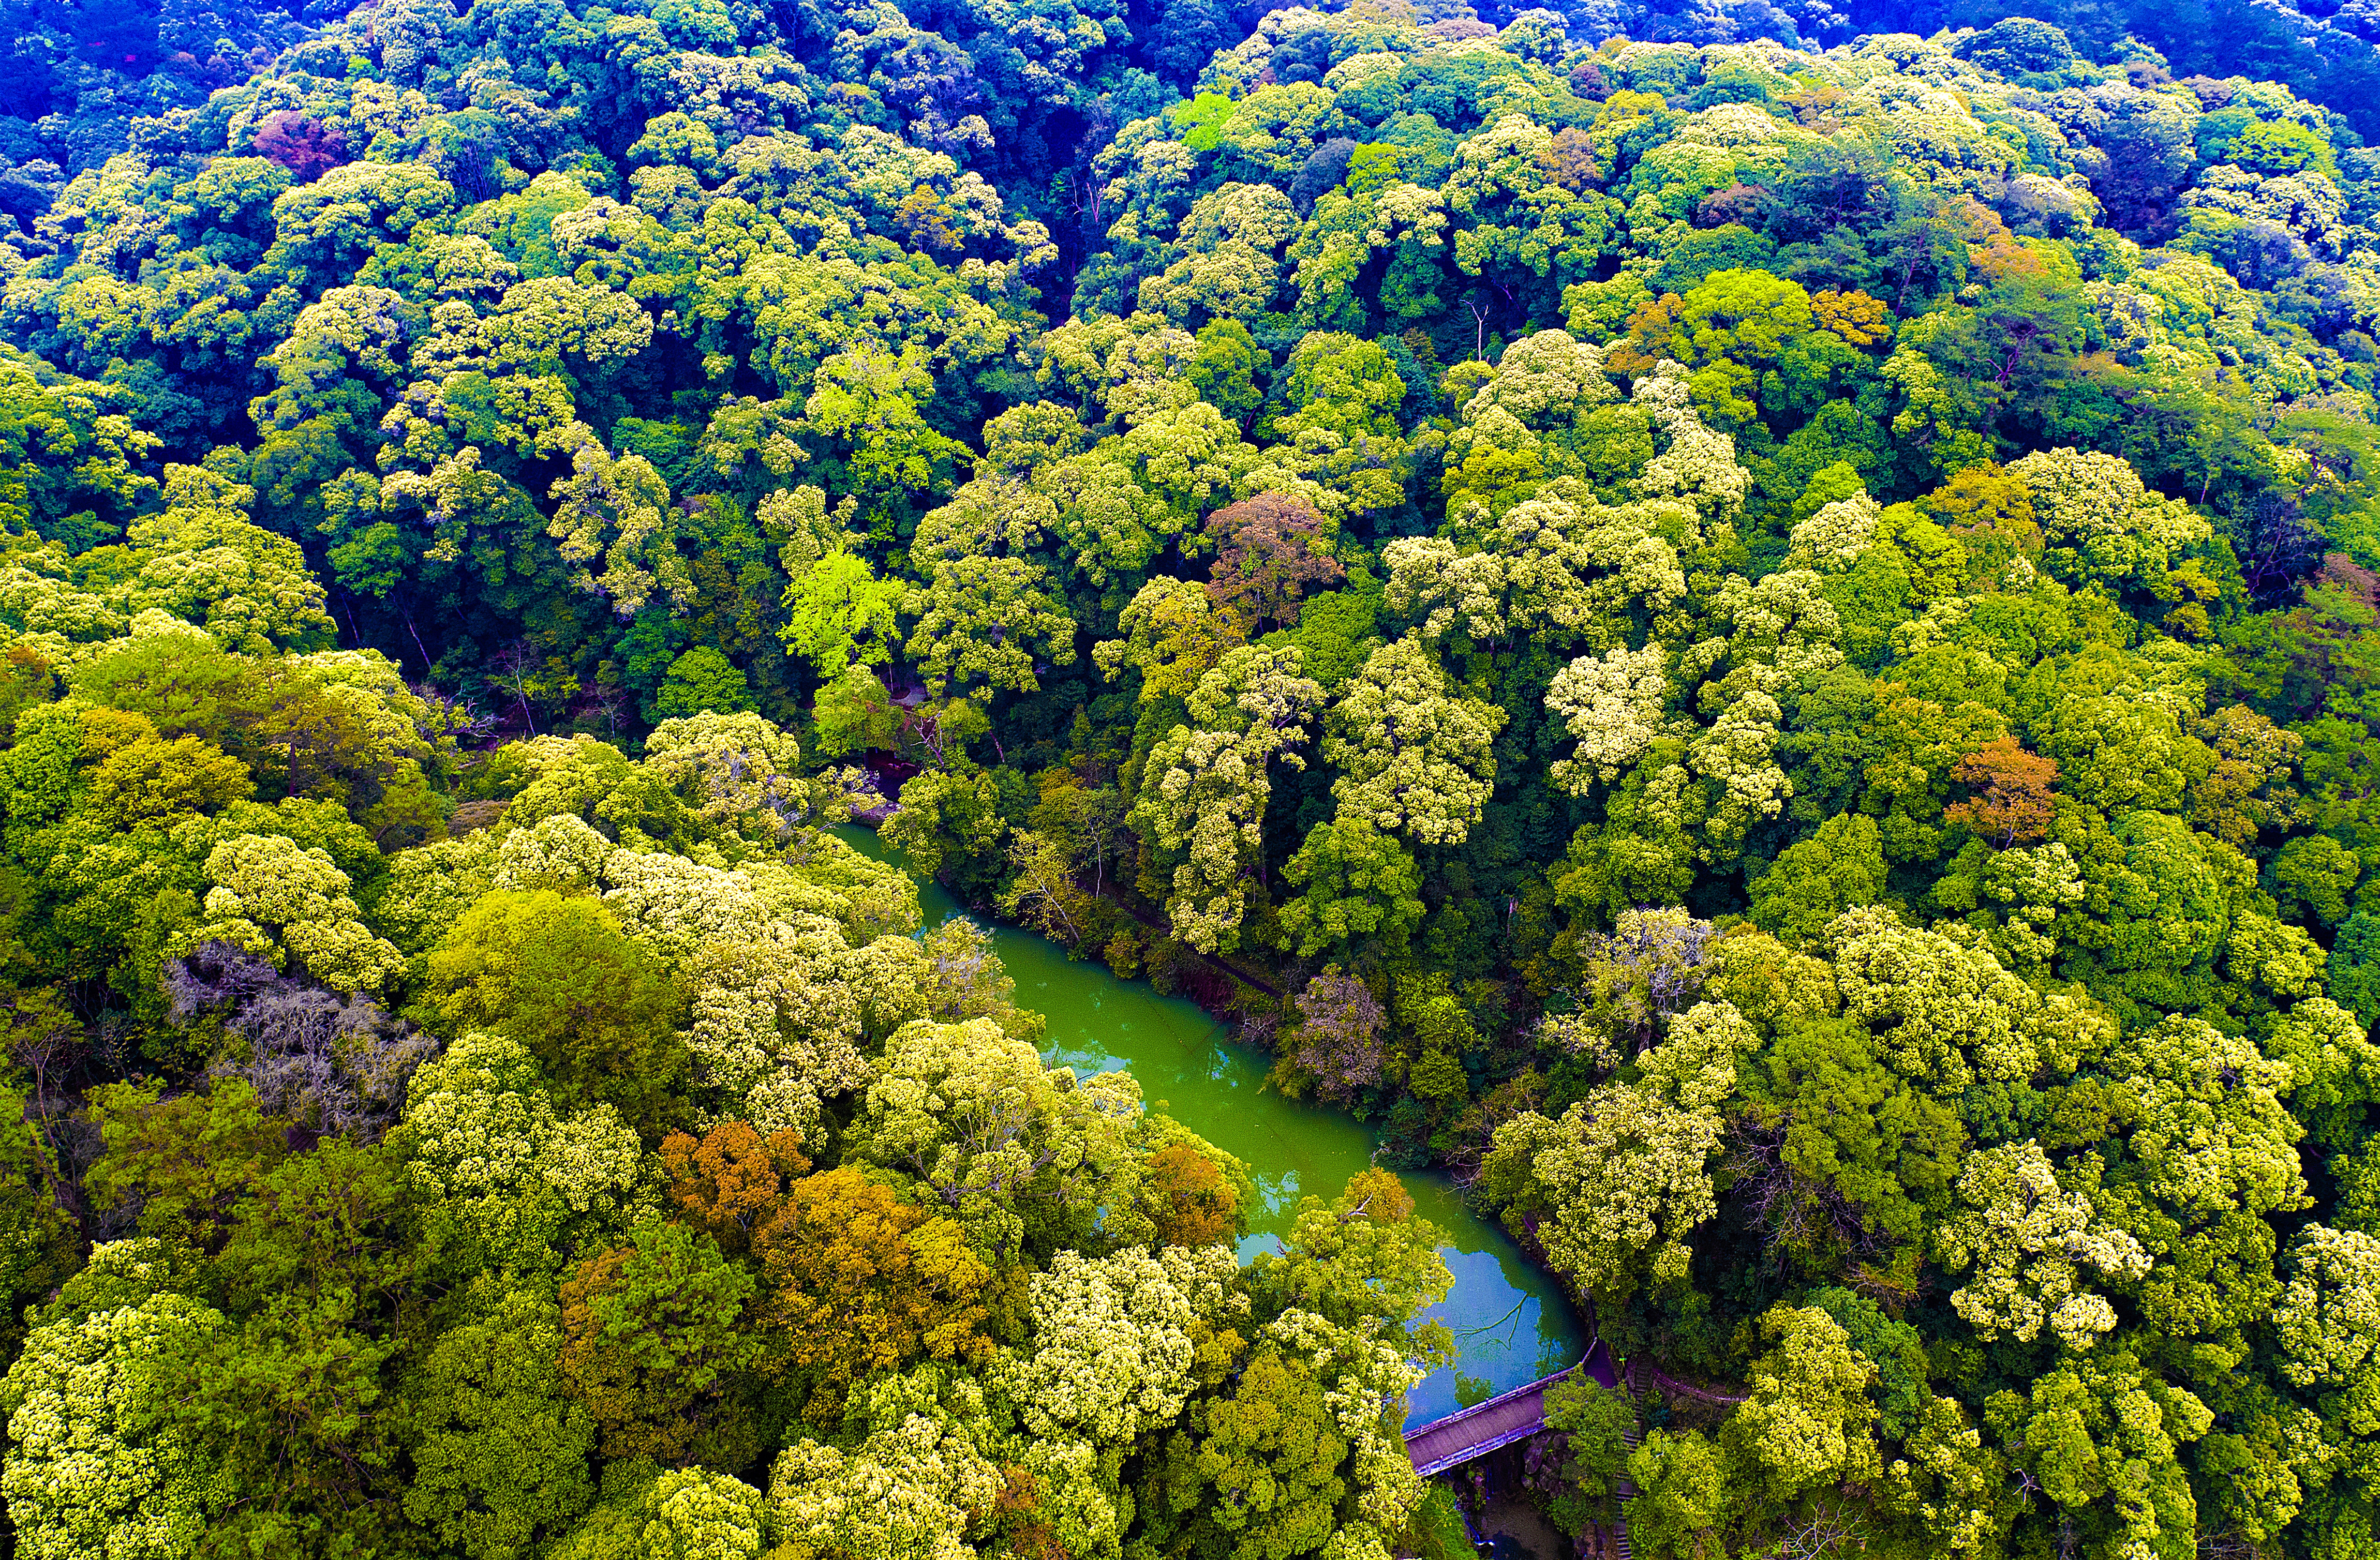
(1943, 736), (2058, 846)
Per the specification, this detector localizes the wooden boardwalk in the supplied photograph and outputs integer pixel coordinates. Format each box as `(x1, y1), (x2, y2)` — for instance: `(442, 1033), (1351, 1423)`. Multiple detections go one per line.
(1403, 1339), (1617, 1477)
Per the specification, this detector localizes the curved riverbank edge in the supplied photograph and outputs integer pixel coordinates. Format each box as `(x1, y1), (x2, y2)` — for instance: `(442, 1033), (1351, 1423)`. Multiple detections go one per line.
(831, 823), (1589, 1431)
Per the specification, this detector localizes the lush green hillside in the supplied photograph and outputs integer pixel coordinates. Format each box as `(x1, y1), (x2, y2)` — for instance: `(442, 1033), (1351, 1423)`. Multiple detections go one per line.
(0, 5), (2375, 1560)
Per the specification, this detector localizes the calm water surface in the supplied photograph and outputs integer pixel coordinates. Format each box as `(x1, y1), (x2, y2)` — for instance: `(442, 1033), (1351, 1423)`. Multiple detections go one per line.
(836, 827), (1587, 1427)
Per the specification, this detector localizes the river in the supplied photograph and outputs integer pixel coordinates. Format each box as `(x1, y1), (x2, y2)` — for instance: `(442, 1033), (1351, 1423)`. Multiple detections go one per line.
(835, 827), (1586, 1428)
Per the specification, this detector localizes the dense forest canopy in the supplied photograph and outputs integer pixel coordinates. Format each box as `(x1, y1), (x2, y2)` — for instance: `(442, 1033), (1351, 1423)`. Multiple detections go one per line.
(10, 0), (2380, 206)
(0, 0), (2374, 1557)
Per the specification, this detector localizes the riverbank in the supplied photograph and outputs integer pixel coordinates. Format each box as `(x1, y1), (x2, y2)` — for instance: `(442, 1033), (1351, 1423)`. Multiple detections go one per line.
(832, 823), (1587, 1428)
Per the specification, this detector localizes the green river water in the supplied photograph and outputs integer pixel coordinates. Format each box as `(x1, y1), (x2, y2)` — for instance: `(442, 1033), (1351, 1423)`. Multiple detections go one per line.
(838, 828), (1587, 1428)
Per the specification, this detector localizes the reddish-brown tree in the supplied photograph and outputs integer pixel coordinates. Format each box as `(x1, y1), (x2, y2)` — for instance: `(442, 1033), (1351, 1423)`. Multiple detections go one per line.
(660, 1120), (810, 1255)
(252, 111), (346, 179)
(1202, 492), (1345, 635)
(1279, 966), (1388, 1107)
(1943, 735), (2059, 845)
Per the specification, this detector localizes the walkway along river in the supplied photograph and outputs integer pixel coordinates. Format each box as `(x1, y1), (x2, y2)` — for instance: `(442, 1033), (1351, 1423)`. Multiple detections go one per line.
(836, 827), (1588, 1430)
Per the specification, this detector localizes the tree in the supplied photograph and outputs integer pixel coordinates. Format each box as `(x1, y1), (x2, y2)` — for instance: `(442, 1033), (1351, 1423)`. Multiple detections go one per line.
(2269, 833), (2360, 926)
(1187, 318), (1264, 419)
(1721, 1306), (1879, 1507)
(1274, 967), (1390, 1107)
(402, 1278), (600, 1560)
(1820, 906), (2082, 1097)
(1739, 1016), (1962, 1276)
(810, 662), (901, 758)
(549, 1467), (767, 1560)
(1249, 1169), (1452, 1358)
(254, 112), (349, 179)
(1480, 1003), (1750, 1305)
(798, 347), (971, 519)
(751, 1165), (991, 1424)
(997, 828), (1094, 948)
(660, 1121), (805, 1256)
(652, 647), (754, 719)
(393, 1029), (644, 1274)
(627, 935), (873, 1157)
(1275, 815), (1425, 959)
(1203, 493), (1345, 635)
(85, 734), (251, 830)
(1003, 1243), (1237, 1451)
(1132, 644), (1326, 953)
(121, 469), (338, 654)
(249, 286), (417, 437)
(1547, 645), (1671, 794)
(2278, 1222), (2380, 1398)
(882, 768), (1006, 889)
(637, 711), (816, 846)
(1746, 813), (1892, 948)
(1095, 575), (1241, 704)
(846, 1017), (1138, 1263)
(0, 1082), (75, 1357)
(559, 1219), (762, 1469)
(427, 889), (690, 1131)
(1136, 1143), (1242, 1247)
(549, 442), (689, 619)
(1136, 1293), (1432, 1560)
(80, 1079), (285, 1257)
(1611, 269), (1861, 439)
(1936, 1141), (2149, 1351)
(192, 833), (406, 995)
(1134, 1340), (1349, 1560)
(781, 550), (903, 679)
(766, 1366), (1003, 1560)
(1624, 1429), (1733, 1560)
(1983, 1351), (2210, 1560)
(904, 554), (1076, 703)
(1322, 637), (1505, 848)
(2266, 997), (2380, 1153)
(2005, 447), (2209, 596)
(0, 1291), (228, 1560)
(1537, 1375), (1638, 1536)
(2088, 1015), (2309, 1361)
(1150, 0), (1232, 86)
(1942, 735), (2059, 846)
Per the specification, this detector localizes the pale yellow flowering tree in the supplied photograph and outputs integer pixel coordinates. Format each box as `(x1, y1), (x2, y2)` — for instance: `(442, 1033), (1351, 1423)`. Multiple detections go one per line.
(1935, 1142), (2149, 1350)
(1322, 636), (1505, 848)
(1480, 1001), (1751, 1302)
(1132, 643), (1325, 952)
(0, 1288), (228, 1560)
(192, 832), (406, 995)
(393, 1029), (646, 1272)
